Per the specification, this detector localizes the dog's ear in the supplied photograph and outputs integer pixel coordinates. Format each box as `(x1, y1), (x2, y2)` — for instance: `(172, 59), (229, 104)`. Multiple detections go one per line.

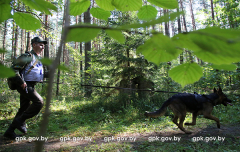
(218, 87), (222, 94)
(214, 87), (217, 93)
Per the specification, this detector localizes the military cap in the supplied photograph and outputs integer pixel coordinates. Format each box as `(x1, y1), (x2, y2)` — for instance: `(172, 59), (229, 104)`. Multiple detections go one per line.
(31, 37), (47, 44)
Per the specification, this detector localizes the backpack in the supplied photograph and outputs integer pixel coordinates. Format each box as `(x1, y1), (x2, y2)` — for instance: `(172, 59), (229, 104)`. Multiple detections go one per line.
(7, 51), (35, 90)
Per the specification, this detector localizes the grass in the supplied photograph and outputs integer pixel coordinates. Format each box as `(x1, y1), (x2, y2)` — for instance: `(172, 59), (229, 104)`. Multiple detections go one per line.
(1, 93), (240, 151)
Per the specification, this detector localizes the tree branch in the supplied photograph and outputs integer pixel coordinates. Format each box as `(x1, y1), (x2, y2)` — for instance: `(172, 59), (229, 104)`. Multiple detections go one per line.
(14, 9), (54, 30)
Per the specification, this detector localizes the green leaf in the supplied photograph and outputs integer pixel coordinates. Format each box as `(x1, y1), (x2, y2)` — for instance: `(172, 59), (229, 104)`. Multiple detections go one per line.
(66, 24), (101, 42)
(13, 12), (41, 31)
(0, 65), (15, 78)
(90, 7), (111, 21)
(148, 0), (178, 9)
(188, 27), (240, 64)
(119, 11), (183, 29)
(211, 64), (237, 71)
(0, 3), (12, 23)
(169, 63), (203, 87)
(22, 0), (57, 15)
(0, 0), (12, 4)
(112, 0), (142, 11)
(136, 34), (181, 65)
(172, 33), (202, 52)
(70, 0), (90, 16)
(193, 51), (239, 65)
(95, 0), (115, 11)
(0, 48), (7, 54)
(58, 64), (69, 71)
(40, 58), (53, 66)
(105, 30), (125, 43)
(137, 5), (157, 21)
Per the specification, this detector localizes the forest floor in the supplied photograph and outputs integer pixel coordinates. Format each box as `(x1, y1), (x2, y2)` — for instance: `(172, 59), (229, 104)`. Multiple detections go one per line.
(1, 94), (240, 151)
(1, 124), (240, 151)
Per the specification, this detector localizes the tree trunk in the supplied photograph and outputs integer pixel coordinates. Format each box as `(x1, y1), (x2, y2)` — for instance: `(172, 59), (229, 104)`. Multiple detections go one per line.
(164, 10), (170, 37)
(26, 31), (31, 52)
(44, 14), (49, 58)
(84, 7), (92, 97)
(34, 0), (70, 151)
(211, 0), (215, 25)
(189, 0), (196, 30)
(2, 21), (7, 61)
(12, 21), (15, 59)
(179, 0), (187, 32)
(79, 15), (83, 82)
(177, 2), (183, 64)
(15, 26), (19, 55)
(20, 29), (25, 54)
(210, 0), (220, 86)
(56, 4), (67, 96)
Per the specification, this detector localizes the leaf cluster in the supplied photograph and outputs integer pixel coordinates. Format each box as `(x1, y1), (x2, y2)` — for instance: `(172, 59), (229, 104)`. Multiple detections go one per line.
(1, 0), (240, 87)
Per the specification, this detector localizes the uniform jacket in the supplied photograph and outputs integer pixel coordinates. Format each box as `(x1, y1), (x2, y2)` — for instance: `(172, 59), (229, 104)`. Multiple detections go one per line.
(11, 50), (48, 86)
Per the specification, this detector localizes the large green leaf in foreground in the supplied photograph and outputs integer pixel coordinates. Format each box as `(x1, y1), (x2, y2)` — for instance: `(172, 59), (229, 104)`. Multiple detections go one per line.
(13, 12), (41, 31)
(137, 5), (157, 21)
(105, 30), (125, 44)
(211, 64), (237, 71)
(70, 0), (90, 16)
(90, 7), (111, 21)
(136, 34), (181, 65)
(0, 3), (12, 23)
(169, 63), (203, 87)
(66, 25), (101, 42)
(187, 27), (240, 65)
(148, 0), (178, 9)
(95, 0), (115, 11)
(112, 0), (142, 11)
(119, 11), (183, 29)
(0, 65), (15, 78)
(22, 0), (57, 15)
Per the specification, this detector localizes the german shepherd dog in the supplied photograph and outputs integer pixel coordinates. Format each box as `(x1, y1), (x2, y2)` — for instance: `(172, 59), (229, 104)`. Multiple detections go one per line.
(145, 87), (232, 134)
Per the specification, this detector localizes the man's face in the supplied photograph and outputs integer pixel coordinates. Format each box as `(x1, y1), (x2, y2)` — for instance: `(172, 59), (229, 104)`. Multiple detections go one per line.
(33, 42), (45, 54)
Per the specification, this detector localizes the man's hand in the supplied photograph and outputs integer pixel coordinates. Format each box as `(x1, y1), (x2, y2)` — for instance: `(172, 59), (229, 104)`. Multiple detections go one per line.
(21, 83), (27, 90)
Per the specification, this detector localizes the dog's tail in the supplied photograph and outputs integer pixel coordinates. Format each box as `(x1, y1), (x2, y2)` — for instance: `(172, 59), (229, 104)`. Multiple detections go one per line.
(144, 98), (173, 118)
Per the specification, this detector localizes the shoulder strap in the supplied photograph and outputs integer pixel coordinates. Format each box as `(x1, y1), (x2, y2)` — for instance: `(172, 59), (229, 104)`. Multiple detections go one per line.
(26, 58), (38, 74)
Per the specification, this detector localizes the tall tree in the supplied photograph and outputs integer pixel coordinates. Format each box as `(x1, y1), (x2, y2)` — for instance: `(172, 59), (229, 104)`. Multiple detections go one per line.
(84, 7), (92, 97)
(179, 0), (187, 32)
(211, 0), (215, 25)
(26, 31), (31, 52)
(44, 14), (49, 58)
(177, 1), (183, 64)
(189, 0), (196, 30)
(2, 21), (7, 61)
(20, 29), (25, 54)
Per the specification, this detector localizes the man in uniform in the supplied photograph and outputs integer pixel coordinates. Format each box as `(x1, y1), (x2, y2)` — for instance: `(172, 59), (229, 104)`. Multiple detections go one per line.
(4, 37), (48, 139)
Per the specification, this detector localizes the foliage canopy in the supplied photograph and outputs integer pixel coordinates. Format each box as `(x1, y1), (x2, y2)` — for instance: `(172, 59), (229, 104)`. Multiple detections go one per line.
(1, 0), (240, 87)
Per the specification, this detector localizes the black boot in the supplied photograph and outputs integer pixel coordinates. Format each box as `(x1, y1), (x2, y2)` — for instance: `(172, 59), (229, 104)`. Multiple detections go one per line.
(12, 117), (27, 134)
(4, 125), (20, 140)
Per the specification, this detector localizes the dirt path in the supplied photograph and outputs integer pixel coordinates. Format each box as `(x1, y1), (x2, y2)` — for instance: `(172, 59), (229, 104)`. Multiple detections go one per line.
(1, 124), (240, 152)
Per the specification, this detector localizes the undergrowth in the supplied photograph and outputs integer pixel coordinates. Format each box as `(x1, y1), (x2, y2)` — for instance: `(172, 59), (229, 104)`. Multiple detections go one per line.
(1, 92), (240, 151)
